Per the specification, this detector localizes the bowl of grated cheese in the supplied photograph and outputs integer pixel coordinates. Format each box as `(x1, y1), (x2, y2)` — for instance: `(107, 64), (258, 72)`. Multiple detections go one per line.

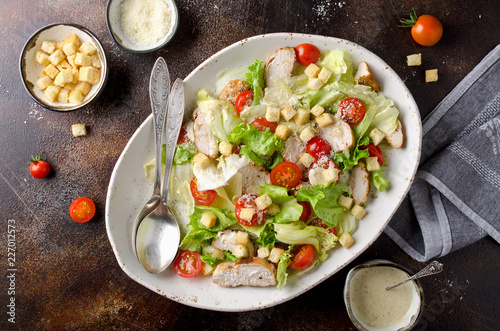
(106, 0), (179, 53)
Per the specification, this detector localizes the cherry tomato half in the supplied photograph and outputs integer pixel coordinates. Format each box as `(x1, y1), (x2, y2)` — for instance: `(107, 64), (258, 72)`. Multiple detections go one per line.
(177, 124), (190, 145)
(69, 197), (96, 223)
(235, 194), (267, 226)
(308, 218), (337, 235)
(295, 43), (321, 66)
(360, 143), (384, 165)
(338, 97), (366, 125)
(235, 90), (254, 114)
(190, 178), (217, 206)
(270, 161), (302, 189)
(289, 244), (315, 270)
(306, 136), (332, 159)
(174, 250), (202, 278)
(251, 118), (278, 133)
(297, 201), (312, 221)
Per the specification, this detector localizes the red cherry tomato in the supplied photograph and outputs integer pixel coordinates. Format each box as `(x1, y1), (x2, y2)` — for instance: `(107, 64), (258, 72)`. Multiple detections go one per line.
(295, 43), (321, 66)
(174, 250), (202, 278)
(235, 90), (254, 114)
(235, 194), (267, 226)
(25, 152), (51, 179)
(69, 197), (96, 223)
(306, 136), (332, 159)
(297, 201), (312, 221)
(177, 125), (190, 145)
(190, 178), (217, 206)
(232, 146), (241, 154)
(401, 11), (443, 47)
(338, 97), (366, 125)
(360, 143), (384, 165)
(289, 244), (315, 270)
(251, 118), (278, 133)
(270, 161), (302, 189)
(308, 218), (337, 235)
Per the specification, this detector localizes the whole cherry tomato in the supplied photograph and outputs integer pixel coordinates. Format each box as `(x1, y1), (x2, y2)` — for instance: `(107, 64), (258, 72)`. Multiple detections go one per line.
(295, 43), (321, 66)
(400, 10), (443, 46)
(69, 197), (96, 223)
(24, 152), (51, 179)
(306, 137), (332, 159)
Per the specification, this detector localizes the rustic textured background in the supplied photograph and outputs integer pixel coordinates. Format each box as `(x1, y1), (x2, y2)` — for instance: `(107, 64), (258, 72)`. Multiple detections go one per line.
(1, 0), (499, 329)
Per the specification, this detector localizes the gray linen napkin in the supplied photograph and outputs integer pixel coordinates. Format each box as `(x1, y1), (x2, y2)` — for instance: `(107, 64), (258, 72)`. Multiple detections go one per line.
(385, 45), (500, 262)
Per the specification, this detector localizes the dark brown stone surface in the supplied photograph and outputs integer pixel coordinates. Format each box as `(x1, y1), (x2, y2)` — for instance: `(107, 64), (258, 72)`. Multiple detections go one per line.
(1, 0), (499, 330)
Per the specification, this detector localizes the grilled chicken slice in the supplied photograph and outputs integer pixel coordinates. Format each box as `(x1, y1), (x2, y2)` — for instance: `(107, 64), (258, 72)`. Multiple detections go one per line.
(283, 136), (306, 171)
(212, 257), (277, 287)
(350, 162), (370, 205)
(354, 61), (381, 92)
(239, 164), (271, 195)
(384, 119), (404, 149)
(193, 108), (219, 158)
(264, 47), (296, 87)
(317, 114), (354, 152)
(219, 79), (250, 104)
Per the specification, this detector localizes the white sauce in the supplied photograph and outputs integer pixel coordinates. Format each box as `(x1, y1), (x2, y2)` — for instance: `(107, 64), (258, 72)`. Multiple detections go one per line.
(349, 266), (419, 329)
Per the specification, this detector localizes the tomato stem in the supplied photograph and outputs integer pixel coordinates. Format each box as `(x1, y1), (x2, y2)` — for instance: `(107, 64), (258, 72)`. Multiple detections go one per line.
(399, 8), (418, 27)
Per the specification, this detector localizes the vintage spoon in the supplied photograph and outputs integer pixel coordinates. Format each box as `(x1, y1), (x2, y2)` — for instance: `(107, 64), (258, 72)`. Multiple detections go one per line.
(386, 261), (443, 290)
(136, 78), (184, 274)
(131, 57), (170, 257)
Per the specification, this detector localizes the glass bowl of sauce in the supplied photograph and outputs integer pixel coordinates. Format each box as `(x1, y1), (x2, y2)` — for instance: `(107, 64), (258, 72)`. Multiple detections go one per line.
(344, 260), (424, 330)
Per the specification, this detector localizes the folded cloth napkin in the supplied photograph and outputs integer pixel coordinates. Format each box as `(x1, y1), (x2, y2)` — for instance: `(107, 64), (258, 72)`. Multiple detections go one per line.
(385, 45), (500, 262)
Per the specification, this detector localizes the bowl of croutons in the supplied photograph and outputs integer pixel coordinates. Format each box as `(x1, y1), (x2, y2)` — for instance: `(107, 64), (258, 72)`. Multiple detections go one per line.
(20, 23), (109, 112)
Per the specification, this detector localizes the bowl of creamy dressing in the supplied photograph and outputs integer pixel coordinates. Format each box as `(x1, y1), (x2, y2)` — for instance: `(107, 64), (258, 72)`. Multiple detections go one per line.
(344, 260), (424, 331)
(106, 0), (179, 53)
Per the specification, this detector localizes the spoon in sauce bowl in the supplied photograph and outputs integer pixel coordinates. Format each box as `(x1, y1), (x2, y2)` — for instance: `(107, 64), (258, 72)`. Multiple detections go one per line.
(386, 261), (443, 291)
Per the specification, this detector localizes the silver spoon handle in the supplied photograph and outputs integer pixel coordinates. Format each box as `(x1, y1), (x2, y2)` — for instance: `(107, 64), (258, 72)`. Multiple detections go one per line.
(161, 78), (185, 203)
(150, 57), (170, 194)
(386, 261), (443, 290)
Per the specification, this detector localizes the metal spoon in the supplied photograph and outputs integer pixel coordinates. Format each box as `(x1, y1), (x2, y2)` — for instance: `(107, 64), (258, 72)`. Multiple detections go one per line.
(136, 78), (184, 274)
(132, 57), (170, 257)
(386, 261), (443, 290)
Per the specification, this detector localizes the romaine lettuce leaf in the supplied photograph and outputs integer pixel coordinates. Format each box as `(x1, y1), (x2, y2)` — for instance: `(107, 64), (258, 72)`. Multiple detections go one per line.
(371, 169), (390, 192)
(336, 212), (358, 237)
(273, 199), (303, 224)
(276, 246), (293, 290)
(332, 136), (370, 171)
(228, 123), (284, 156)
(259, 183), (294, 205)
(245, 59), (265, 105)
(173, 141), (197, 165)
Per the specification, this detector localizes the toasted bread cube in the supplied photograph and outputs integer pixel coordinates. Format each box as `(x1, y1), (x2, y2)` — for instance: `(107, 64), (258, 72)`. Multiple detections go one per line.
(239, 208), (255, 222)
(324, 167), (339, 183)
(79, 66), (100, 84)
(255, 194), (272, 210)
(65, 83), (76, 90)
(56, 60), (72, 71)
(309, 168), (327, 186)
(67, 54), (77, 68)
(339, 233), (355, 248)
(35, 50), (50, 66)
(257, 246), (270, 259)
(91, 55), (101, 69)
(425, 69), (438, 83)
(275, 124), (290, 140)
(407, 53), (422, 66)
(34, 76), (53, 91)
(41, 40), (56, 54)
(338, 195), (354, 210)
(62, 42), (77, 56)
(54, 70), (75, 87)
(56, 40), (65, 50)
(75, 81), (92, 96)
(366, 156), (381, 172)
(280, 105), (296, 121)
(80, 41), (97, 55)
(265, 106), (280, 122)
(204, 245), (225, 259)
(193, 153), (212, 168)
(58, 88), (70, 103)
(43, 64), (59, 79)
(218, 141), (232, 157)
(48, 49), (65, 66)
(235, 231), (249, 246)
(305, 63), (321, 78)
(71, 124), (87, 137)
(267, 203), (280, 216)
(201, 263), (214, 276)
(294, 108), (310, 125)
(64, 34), (81, 48)
(75, 53), (92, 67)
(316, 113), (334, 127)
(269, 247), (284, 263)
(318, 67), (332, 82)
(233, 244), (249, 258)
(369, 128), (385, 146)
(69, 89), (84, 104)
(200, 212), (217, 228)
(299, 127), (315, 143)
(310, 104), (325, 117)
(307, 78), (323, 91)
(299, 152), (315, 168)
(351, 204), (367, 220)
(44, 85), (60, 102)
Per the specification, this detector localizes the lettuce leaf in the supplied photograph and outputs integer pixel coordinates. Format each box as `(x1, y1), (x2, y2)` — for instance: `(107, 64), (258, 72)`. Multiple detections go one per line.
(173, 141), (197, 165)
(331, 136), (370, 171)
(259, 183), (294, 205)
(245, 59), (265, 106)
(319, 49), (354, 84)
(276, 246), (293, 290)
(228, 123), (284, 156)
(274, 200), (303, 224)
(336, 212), (358, 237)
(371, 169), (390, 192)
(255, 222), (277, 247)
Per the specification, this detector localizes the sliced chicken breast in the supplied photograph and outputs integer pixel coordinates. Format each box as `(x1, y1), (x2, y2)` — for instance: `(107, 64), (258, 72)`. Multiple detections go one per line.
(384, 119), (404, 149)
(264, 47), (296, 87)
(193, 108), (219, 158)
(219, 79), (250, 104)
(283, 136), (306, 171)
(239, 164), (271, 195)
(317, 114), (354, 152)
(212, 257), (277, 287)
(349, 162), (370, 205)
(354, 61), (381, 92)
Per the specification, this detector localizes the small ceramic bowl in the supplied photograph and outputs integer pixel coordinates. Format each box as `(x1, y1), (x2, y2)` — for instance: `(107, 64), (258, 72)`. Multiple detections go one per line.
(106, 0), (179, 53)
(344, 260), (424, 331)
(20, 23), (109, 112)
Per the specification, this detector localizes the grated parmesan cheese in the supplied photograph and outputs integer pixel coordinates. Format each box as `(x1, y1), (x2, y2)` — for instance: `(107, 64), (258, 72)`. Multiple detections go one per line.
(120, 0), (172, 46)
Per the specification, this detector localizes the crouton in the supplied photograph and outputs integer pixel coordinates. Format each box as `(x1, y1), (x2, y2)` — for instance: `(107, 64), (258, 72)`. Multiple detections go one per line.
(339, 233), (355, 248)
(275, 124), (290, 140)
